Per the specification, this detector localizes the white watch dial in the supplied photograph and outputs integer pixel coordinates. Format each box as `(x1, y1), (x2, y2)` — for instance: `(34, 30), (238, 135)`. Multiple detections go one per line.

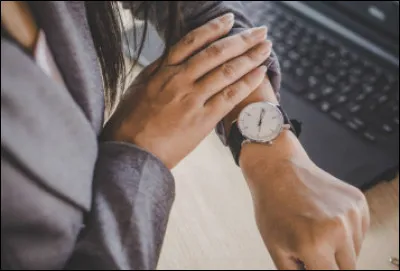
(238, 102), (284, 142)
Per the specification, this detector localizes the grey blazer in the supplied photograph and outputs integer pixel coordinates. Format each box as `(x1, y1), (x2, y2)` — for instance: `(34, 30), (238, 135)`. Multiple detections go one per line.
(1, 1), (280, 269)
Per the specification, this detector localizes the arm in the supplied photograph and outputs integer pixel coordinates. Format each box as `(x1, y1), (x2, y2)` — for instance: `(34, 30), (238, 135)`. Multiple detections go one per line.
(66, 142), (174, 270)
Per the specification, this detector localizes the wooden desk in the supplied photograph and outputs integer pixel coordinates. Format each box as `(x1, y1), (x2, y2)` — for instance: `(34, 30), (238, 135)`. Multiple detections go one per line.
(158, 132), (399, 270)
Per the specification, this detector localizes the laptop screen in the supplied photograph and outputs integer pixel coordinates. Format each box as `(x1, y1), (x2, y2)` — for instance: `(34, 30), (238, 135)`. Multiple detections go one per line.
(305, 1), (399, 57)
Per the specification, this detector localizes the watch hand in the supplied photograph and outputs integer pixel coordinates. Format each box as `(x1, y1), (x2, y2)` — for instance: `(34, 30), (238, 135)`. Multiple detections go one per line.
(258, 109), (265, 127)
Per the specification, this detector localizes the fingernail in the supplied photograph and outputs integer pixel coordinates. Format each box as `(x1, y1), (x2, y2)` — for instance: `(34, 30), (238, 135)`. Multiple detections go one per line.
(243, 26), (267, 40)
(220, 13), (234, 24)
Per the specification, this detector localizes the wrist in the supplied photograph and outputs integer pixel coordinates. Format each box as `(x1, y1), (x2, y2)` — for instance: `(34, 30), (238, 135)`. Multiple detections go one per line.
(239, 130), (310, 187)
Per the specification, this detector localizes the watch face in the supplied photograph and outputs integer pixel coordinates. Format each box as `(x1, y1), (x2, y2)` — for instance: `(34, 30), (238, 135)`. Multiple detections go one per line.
(238, 102), (284, 142)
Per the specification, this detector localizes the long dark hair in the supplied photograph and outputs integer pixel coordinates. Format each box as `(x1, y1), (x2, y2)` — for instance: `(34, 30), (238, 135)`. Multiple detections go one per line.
(85, 1), (182, 112)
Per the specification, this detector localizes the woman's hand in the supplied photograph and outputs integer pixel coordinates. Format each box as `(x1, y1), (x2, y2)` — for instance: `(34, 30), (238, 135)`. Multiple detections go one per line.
(239, 79), (370, 270)
(102, 13), (272, 168)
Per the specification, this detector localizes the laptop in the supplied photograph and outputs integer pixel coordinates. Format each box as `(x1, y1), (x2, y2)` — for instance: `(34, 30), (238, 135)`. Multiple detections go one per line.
(124, 1), (399, 190)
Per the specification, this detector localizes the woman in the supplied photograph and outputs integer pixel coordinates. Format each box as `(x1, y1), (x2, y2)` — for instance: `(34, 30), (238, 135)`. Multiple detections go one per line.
(1, 1), (369, 270)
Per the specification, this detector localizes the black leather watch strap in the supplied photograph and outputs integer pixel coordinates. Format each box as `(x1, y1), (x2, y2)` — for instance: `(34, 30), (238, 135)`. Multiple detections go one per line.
(227, 105), (301, 166)
(277, 105), (300, 137)
(227, 121), (246, 166)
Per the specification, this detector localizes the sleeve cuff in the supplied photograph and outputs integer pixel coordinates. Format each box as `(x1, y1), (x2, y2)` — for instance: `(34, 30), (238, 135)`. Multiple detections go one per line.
(96, 141), (175, 207)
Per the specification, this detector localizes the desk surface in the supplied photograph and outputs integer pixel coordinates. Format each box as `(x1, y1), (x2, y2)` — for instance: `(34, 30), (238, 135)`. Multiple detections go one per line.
(158, 132), (399, 270)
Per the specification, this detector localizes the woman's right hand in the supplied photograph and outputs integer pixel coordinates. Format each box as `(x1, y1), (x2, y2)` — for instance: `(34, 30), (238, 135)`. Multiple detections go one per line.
(102, 13), (272, 169)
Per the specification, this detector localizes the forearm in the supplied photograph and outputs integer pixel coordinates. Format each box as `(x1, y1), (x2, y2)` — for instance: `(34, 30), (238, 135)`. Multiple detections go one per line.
(67, 142), (175, 270)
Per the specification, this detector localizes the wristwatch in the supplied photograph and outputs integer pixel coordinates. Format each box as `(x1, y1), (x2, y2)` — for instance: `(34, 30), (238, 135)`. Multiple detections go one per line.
(227, 101), (301, 165)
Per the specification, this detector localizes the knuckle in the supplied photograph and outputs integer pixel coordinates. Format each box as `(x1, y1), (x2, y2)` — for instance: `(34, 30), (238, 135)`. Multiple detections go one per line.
(205, 43), (224, 58)
(182, 33), (196, 46)
(247, 48), (261, 61)
(241, 74), (253, 88)
(164, 71), (184, 91)
(221, 63), (236, 79)
(222, 86), (238, 102)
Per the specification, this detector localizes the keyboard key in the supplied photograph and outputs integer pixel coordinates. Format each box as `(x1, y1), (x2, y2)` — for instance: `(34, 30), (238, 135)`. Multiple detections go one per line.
(382, 124), (393, 133)
(382, 85), (392, 93)
(321, 86), (335, 96)
(334, 95), (348, 104)
(362, 84), (374, 95)
(288, 51), (300, 61)
(377, 95), (389, 105)
(347, 103), (361, 113)
(350, 67), (362, 76)
(308, 76), (318, 87)
(365, 75), (378, 84)
(330, 111), (344, 122)
(326, 50), (337, 59)
(355, 93), (367, 101)
(338, 69), (347, 77)
(353, 117), (366, 128)
(306, 92), (319, 102)
(320, 101), (331, 112)
(363, 131), (376, 142)
(326, 74), (338, 84)
(346, 120), (361, 131)
(338, 59), (350, 68)
(341, 85), (353, 94)
(394, 117), (399, 125)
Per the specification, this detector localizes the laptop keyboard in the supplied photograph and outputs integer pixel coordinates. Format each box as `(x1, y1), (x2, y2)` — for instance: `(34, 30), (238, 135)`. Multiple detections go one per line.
(262, 3), (399, 143)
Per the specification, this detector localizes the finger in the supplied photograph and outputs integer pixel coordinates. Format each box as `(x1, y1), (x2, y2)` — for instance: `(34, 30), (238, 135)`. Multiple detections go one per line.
(168, 13), (235, 65)
(348, 209), (364, 257)
(351, 191), (370, 257)
(361, 195), (371, 240)
(335, 241), (357, 270)
(204, 65), (267, 121)
(195, 40), (272, 101)
(187, 26), (268, 80)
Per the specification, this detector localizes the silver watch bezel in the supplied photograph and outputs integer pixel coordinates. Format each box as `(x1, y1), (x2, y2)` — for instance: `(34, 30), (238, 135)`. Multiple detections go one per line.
(237, 101), (285, 144)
